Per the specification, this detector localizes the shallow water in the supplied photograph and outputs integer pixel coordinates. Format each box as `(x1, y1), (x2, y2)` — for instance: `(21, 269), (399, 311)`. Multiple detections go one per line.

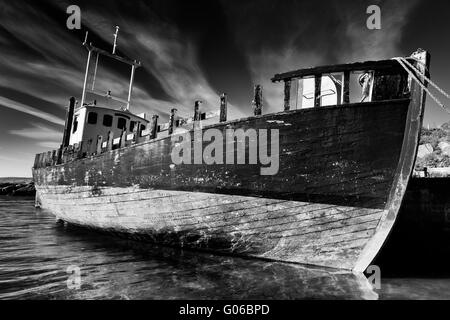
(0, 196), (449, 300)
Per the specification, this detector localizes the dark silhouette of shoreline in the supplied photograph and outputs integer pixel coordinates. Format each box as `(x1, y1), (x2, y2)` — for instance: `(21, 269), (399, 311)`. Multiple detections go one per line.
(0, 178), (35, 196)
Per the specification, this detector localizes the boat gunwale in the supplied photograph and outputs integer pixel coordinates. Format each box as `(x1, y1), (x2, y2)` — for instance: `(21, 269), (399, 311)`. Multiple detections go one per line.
(271, 59), (405, 82)
(33, 97), (411, 170)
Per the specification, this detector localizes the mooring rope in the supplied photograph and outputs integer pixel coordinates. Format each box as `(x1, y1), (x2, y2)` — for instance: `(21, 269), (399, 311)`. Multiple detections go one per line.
(403, 58), (450, 103)
(392, 57), (450, 115)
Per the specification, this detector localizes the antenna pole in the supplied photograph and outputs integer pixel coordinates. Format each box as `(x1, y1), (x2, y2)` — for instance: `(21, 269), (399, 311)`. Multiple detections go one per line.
(83, 31), (89, 45)
(91, 53), (99, 90)
(81, 49), (92, 107)
(126, 64), (136, 111)
(112, 26), (119, 54)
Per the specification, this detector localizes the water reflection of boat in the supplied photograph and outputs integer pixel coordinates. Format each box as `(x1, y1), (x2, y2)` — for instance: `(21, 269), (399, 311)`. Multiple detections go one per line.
(54, 222), (379, 300)
(32, 29), (431, 272)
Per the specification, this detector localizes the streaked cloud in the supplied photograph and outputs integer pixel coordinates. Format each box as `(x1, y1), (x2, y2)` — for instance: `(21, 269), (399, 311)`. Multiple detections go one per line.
(37, 141), (62, 149)
(336, 0), (421, 61)
(80, 8), (247, 120)
(9, 123), (62, 140)
(0, 97), (64, 126)
(0, 0), (444, 177)
(0, 155), (30, 163)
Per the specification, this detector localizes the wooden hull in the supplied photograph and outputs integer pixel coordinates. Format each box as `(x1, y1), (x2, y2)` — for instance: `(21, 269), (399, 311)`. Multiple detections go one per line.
(33, 95), (425, 271)
(36, 186), (385, 270)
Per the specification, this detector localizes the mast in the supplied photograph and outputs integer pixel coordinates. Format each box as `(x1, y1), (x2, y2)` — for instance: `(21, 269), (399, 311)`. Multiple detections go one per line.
(81, 32), (92, 108)
(80, 27), (142, 111)
(112, 26), (119, 55)
(126, 64), (136, 111)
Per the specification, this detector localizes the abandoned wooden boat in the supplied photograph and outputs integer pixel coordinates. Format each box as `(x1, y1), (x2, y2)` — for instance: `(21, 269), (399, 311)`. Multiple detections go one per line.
(32, 31), (431, 272)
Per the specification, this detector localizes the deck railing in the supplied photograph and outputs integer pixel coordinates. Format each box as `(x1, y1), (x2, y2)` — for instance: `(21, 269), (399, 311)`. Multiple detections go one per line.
(34, 112), (216, 169)
(33, 92), (237, 170)
(34, 127), (153, 169)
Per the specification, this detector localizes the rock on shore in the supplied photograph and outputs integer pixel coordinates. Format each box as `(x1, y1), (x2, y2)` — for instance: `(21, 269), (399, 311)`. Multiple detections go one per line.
(416, 122), (450, 176)
(0, 179), (36, 196)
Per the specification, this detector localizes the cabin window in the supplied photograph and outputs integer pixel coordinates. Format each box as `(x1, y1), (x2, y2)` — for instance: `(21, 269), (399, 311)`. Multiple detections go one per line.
(294, 71), (375, 108)
(117, 117), (127, 131)
(320, 75), (340, 107)
(129, 121), (136, 132)
(372, 72), (408, 101)
(72, 116), (78, 133)
(103, 115), (113, 127)
(140, 125), (146, 135)
(349, 71), (374, 103)
(297, 75), (341, 108)
(87, 112), (98, 125)
(298, 77), (316, 109)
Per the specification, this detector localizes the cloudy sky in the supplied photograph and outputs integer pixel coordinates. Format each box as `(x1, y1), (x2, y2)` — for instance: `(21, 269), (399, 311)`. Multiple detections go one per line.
(0, 0), (449, 177)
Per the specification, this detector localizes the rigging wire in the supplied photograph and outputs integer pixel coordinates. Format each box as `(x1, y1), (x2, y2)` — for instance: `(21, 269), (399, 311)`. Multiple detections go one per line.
(392, 57), (450, 115)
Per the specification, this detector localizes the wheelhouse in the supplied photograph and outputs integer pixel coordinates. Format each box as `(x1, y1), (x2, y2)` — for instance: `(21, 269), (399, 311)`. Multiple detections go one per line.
(272, 59), (410, 110)
(69, 106), (148, 154)
(63, 30), (149, 154)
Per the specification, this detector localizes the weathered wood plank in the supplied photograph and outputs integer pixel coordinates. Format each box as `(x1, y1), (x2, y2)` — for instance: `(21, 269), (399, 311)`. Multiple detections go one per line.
(37, 185), (382, 269)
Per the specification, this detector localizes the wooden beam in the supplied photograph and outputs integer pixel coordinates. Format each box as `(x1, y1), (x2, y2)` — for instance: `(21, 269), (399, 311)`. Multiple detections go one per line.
(96, 135), (103, 155)
(150, 115), (159, 140)
(76, 142), (84, 159)
(194, 101), (202, 122)
(62, 97), (76, 148)
(51, 150), (56, 166)
(314, 76), (322, 108)
(119, 130), (127, 148)
(169, 108), (177, 135)
(106, 131), (113, 152)
(329, 76), (343, 106)
(284, 80), (291, 111)
(84, 43), (142, 68)
(343, 71), (350, 104)
(132, 122), (139, 143)
(86, 139), (93, 156)
(253, 85), (263, 116)
(57, 148), (63, 165)
(271, 59), (403, 82)
(220, 94), (227, 122)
